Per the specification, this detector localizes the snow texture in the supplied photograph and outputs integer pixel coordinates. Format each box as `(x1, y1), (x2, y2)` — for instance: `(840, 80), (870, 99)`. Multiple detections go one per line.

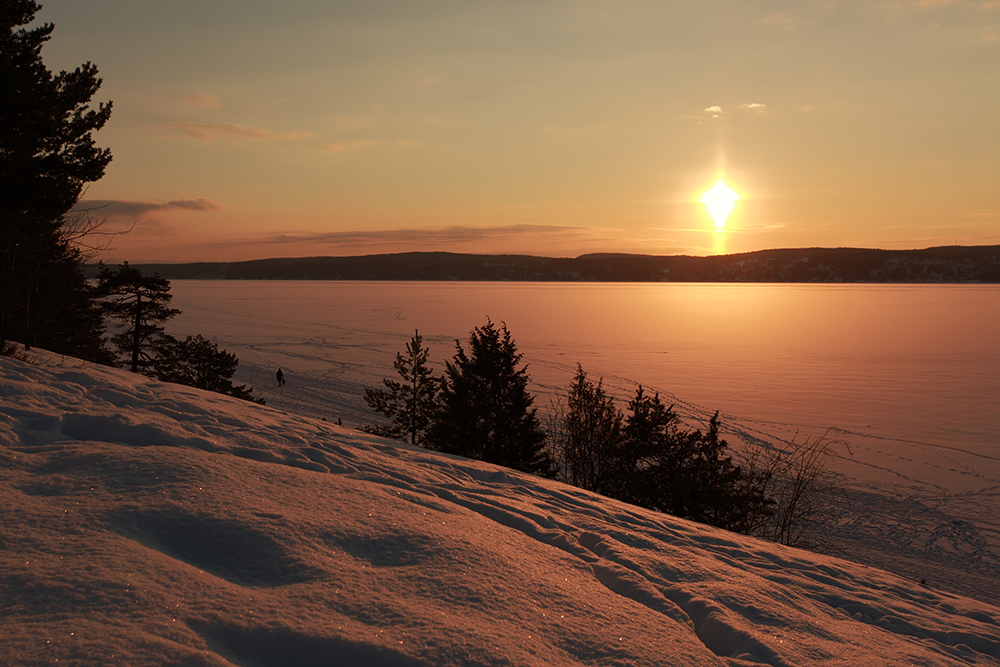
(2, 354), (1000, 666)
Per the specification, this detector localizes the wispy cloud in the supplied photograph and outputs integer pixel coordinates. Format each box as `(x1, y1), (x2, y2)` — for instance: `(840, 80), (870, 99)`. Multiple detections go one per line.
(73, 198), (222, 237)
(180, 94), (222, 110)
(893, 0), (998, 10)
(263, 224), (602, 248)
(740, 102), (767, 113)
(76, 198), (221, 218)
(319, 139), (376, 154)
(704, 105), (724, 116)
(326, 115), (373, 130)
(319, 139), (418, 154)
(761, 12), (808, 30)
(155, 122), (312, 142)
(425, 116), (458, 128)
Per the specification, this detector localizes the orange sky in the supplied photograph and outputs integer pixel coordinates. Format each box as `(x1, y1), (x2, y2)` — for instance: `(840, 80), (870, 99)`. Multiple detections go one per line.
(37, 1), (1000, 262)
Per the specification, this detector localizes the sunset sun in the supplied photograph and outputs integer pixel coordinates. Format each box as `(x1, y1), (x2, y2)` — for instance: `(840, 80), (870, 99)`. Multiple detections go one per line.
(701, 181), (739, 229)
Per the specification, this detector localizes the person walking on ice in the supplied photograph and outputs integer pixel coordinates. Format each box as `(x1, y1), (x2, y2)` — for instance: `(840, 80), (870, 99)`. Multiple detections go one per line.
(276, 368), (286, 386)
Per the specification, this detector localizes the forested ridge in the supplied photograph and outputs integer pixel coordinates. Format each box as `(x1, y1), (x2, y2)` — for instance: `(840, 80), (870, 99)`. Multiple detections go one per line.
(123, 245), (1000, 282)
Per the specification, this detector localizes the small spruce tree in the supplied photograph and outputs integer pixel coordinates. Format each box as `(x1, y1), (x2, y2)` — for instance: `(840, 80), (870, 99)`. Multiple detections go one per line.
(426, 319), (552, 476)
(559, 364), (623, 493)
(617, 385), (680, 504)
(364, 330), (438, 445)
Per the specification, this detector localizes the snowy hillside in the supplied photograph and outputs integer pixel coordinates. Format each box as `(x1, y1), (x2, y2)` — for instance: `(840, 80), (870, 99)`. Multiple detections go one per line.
(3, 355), (1000, 666)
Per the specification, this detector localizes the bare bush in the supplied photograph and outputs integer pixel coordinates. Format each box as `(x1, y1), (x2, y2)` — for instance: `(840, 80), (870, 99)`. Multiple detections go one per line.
(740, 429), (852, 548)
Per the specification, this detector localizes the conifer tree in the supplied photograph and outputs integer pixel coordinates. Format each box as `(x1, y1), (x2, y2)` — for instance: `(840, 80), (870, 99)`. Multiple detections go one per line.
(155, 334), (263, 403)
(553, 373), (769, 533)
(639, 411), (768, 532)
(94, 263), (178, 373)
(1, 0), (112, 356)
(559, 365), (623, 492)
(427, 319), (551, 476)
(364, 330), (438, 445)
(616, 385), (679, 503)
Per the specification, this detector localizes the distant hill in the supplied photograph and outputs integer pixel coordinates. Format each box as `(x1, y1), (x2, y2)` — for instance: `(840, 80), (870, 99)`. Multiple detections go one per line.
(117, 245), (1000, 282)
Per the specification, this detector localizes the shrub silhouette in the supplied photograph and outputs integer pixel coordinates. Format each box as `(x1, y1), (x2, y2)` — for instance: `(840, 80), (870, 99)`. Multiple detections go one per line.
(155, 334), (263, 404)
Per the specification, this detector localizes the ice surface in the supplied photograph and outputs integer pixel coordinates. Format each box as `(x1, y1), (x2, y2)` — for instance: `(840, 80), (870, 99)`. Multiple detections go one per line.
(161, 281), (1000, 606)
(3, 355), (1000, 666)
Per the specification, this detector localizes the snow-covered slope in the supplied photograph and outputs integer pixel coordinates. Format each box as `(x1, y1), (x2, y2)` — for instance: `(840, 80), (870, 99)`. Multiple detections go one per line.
(2, 356), (1000, 667)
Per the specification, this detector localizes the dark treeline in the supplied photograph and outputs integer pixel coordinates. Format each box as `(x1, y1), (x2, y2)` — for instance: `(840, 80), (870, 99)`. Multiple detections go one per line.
(1, 1), (260, 403)
(124, 246), (1000, 283)
(366, 325), (847, 547)
(1, 0), (111, 360)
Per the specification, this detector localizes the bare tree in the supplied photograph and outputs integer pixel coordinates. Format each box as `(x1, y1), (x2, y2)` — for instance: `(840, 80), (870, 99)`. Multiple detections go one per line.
(59, 201), (134, 262)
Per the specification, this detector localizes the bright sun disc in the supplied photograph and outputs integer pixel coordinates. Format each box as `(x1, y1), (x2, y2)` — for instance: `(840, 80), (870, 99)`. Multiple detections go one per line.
(701, 181), (739, 228)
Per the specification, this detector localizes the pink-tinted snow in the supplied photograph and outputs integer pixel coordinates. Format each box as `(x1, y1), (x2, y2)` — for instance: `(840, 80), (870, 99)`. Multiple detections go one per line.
(2, 355), (999, 666)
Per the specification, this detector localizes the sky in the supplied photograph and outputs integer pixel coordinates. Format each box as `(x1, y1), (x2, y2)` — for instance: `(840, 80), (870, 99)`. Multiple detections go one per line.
(34, 0), (1000, 262)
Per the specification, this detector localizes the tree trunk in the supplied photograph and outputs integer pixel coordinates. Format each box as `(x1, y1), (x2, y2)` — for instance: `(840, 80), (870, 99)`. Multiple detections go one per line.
(131, 293), (142, 372)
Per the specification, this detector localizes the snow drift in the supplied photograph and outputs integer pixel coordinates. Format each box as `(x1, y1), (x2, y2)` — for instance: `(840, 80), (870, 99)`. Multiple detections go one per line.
(2, 355), (999, 666)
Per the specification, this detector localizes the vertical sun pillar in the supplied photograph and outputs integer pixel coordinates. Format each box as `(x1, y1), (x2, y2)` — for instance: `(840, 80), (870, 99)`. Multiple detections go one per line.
(701, 180), (739, 255)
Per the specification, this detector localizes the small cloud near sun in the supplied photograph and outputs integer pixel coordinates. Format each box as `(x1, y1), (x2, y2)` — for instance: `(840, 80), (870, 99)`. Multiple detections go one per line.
(704, 105), (724, 118)
(740, 103), (767, 112)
